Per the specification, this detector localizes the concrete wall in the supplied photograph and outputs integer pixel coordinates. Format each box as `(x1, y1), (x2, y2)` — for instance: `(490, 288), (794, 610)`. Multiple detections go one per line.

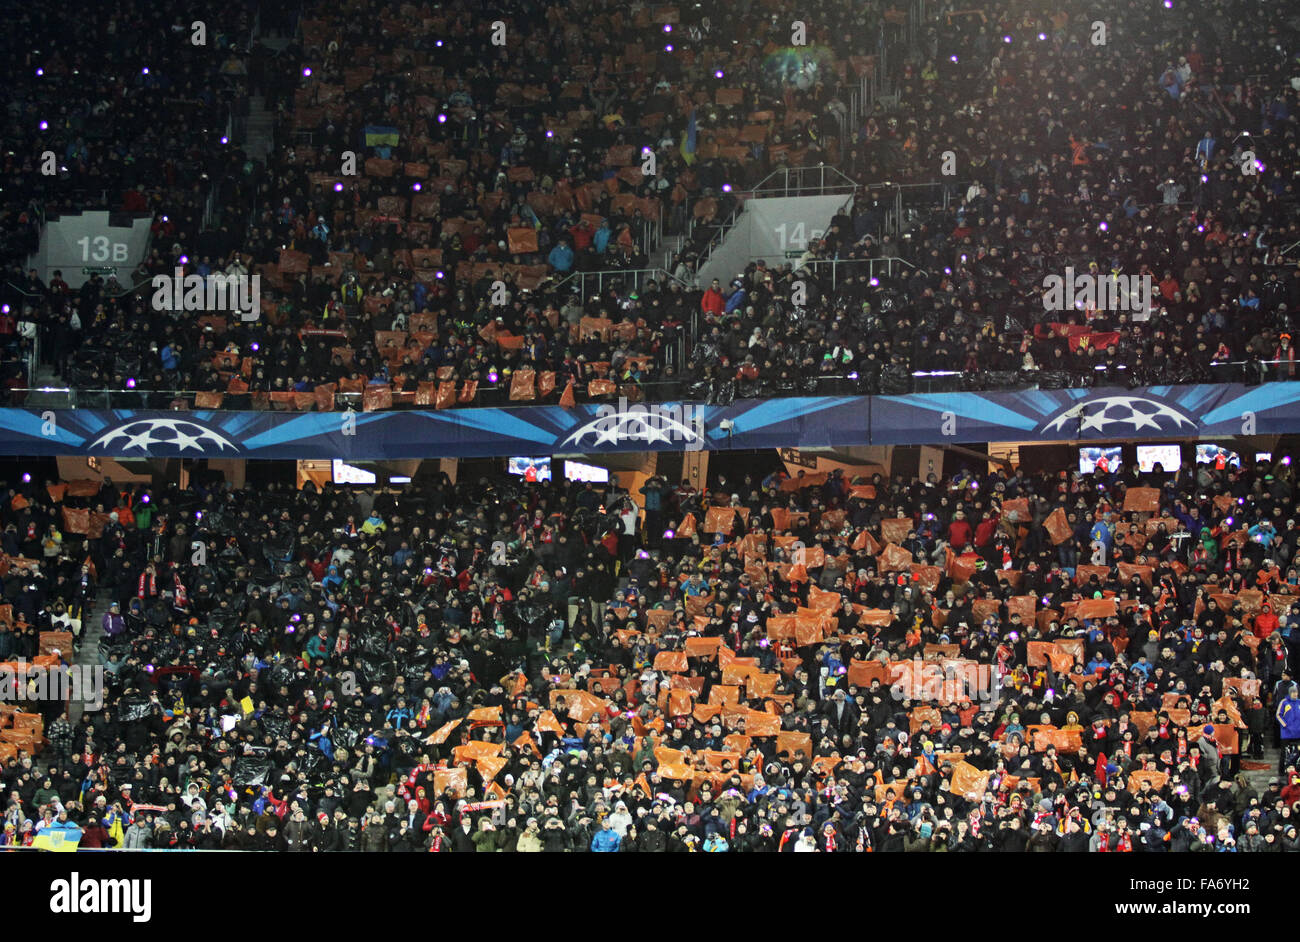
(779, 448), (887, 481)
(30, 211), (153, 290)
(697, 194), (850, 289)
(55, 457), (151, 485)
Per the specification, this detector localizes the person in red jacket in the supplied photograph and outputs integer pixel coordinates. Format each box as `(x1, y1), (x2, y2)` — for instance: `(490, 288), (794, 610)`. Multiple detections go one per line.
(1253, 602), (1280, 640)
(79, 816), (116, 848)
(568, 219), (594, 251)
(701, 278), (725, 318)
(1280, 773), (1300, 807)
(947, 510), (972, 550)
(974, 510), (1001, 548)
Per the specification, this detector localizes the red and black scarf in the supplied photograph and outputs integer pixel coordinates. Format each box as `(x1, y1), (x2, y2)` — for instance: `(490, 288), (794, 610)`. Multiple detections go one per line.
(1097, 831), (1132, 852)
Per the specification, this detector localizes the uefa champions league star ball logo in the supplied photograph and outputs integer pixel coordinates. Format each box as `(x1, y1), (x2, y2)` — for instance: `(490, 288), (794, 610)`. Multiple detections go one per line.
(1040, 396), (1196, 435)
(87, 418), (241, 453)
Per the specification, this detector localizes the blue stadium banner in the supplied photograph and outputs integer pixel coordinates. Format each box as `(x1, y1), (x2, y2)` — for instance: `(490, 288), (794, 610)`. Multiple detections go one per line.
(1, 384), (1296, 460)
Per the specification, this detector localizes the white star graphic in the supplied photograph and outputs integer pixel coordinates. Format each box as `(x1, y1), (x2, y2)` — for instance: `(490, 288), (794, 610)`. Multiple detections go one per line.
(1042, 397), (1195, 436)
(562, 409), (704, 448)
(88, 419), (240, 454)
(1122, 410), (1163, 431)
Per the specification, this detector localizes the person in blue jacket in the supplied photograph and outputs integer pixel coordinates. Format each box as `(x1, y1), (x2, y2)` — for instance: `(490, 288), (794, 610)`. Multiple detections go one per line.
(724, 279), (747, 315)
(593, 221), (611, 255)
(1277, 684), (1300, 772)
(310, 723), (335, 761)
(590, 817), (621, 852)
(547, 240), (574, 272)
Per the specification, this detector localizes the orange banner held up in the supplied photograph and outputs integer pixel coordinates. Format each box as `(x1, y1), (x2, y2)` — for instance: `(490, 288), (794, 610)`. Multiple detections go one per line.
(506, 227), (539, 254)
(848, 659), (889, 688)
(537, 710), (566, 735)
(1123, 487), (1161, 513)
(667, 689), (693, 717)
(879, 543), (913, 572)
(775, 732), (812, 759)
(477, 754), (508, 782)
(1044, 507), (1072, 545)
(426, 720), (462, 744)
(852, 529), (882, 554)
(684, 636), (722, 659)
(653, 650), (689, 672)
(853, 607), (894, 628)
(703, 506), (737, 534)
(433, 767), (468, 798)
(1073, 598), (1118, 620)
(1127, 770), (1169, 793)
(513, 732), (542, 757)
(1027, 641), (1075, 673)
(950, 761), (990, 800)
(466, 706), (503, 724)
(880, 518), (912, 544)
(452, 741), (503, 764)
(806, 585), (840, 611)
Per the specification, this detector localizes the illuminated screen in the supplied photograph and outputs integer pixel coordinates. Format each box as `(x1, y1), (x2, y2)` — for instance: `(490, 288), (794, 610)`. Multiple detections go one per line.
(1136, 444), (1181, 473)
(332, 460), (376, 484)
(1195, 444), (1240, 468)
(1079, 446), (1122, 474)
(507, 457), (551, 481)
(564, 460), (610, 483)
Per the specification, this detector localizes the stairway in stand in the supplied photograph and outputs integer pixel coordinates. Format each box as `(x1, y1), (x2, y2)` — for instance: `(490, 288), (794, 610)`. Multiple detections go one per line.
(1241, 746), (1284, 794)
(68, 590), (112, 724)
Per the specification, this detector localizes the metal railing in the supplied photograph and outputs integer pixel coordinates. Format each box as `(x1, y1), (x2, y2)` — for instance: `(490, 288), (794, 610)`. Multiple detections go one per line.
(2, 845), (239, 852)
(674, 164), (863, 274)
(744, 165), (860, 198)
(551, 267), (688, 299)
(9, 375), (693, 412)
(692, 204), (743, 272)
(5, 281), (49, 387)
(12, 362), (1300, 412)
(790, 255), (922, 287)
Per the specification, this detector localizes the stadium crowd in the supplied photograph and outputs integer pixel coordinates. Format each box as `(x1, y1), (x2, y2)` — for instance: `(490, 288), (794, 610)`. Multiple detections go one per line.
(3, 452), (1300, 851)
(3, 0), (1296, 409)
(0, 0), (264, 403)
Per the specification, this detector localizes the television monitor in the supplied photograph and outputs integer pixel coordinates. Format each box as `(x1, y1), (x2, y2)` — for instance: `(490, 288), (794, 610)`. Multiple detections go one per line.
(1136, 444), (1181, 473)
(332, 459), (376, 484)
(1078, 446), (1121, 474)
(1256, 452), (1273, 463)
(507, 456), (551, 482)
(1195, 444), (1240, 469)
(564, 460), (610, 483)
